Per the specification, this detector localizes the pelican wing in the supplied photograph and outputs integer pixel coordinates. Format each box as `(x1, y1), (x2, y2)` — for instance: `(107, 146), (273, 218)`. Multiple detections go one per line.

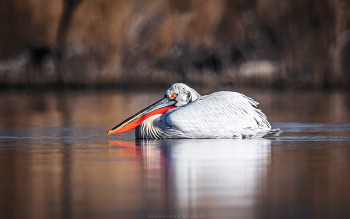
(163, 91), (271, 138)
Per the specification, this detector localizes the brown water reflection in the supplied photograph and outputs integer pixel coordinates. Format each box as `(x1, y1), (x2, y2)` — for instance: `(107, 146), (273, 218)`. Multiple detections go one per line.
(0, 88), (349, 128)
(0, 88), (350, 219)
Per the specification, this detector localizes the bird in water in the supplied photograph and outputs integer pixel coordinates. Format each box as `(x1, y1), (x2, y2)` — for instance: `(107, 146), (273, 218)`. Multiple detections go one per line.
(107, 83), (281, 139)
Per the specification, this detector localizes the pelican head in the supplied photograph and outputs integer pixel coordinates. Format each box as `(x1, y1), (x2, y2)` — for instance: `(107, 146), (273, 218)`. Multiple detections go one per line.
(107, 83), (201, 135)
(165, 83), (201, 107)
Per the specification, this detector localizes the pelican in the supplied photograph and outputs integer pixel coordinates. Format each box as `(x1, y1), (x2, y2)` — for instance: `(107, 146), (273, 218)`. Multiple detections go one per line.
(107, 83), (281, 139)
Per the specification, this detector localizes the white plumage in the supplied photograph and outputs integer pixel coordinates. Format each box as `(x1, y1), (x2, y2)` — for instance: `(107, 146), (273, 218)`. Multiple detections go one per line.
(133, 83), (278, 139)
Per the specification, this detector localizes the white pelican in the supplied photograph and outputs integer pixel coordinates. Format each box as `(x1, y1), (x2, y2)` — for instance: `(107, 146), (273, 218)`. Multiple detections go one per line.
(107, 83), (281, 139)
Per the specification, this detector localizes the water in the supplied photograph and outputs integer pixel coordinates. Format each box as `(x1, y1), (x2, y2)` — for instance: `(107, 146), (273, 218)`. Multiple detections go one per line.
(0, 88), (350, 219)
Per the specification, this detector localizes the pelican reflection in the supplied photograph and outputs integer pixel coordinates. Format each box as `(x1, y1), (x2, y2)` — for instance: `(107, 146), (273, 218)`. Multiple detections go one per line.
(108, 139), (271, 218)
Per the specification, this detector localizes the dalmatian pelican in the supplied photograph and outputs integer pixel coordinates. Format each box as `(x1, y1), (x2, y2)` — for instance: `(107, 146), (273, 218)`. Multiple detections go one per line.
(107, 83), (280, 139)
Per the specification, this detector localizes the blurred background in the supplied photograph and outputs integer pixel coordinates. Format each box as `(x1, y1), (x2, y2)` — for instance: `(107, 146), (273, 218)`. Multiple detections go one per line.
(1, 0), (350, 88)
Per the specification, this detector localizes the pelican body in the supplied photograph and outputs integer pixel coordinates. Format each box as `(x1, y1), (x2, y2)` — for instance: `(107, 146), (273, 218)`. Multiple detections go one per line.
(108, 83), (280, 139)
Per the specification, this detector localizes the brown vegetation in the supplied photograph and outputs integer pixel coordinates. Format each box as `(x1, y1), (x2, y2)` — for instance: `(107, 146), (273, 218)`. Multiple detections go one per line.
(0, 0), (350, 88)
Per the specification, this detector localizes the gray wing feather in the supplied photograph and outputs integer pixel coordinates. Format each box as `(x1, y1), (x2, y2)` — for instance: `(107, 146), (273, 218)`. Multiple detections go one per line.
(163, 91), (271, 138)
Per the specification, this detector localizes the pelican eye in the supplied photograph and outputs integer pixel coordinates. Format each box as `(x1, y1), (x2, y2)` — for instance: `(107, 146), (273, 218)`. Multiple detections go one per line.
(170, 93), (178, 99)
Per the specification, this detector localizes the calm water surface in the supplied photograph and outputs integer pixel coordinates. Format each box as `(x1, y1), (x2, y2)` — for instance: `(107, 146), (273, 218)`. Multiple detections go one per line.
(0, 88), (350, 219)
